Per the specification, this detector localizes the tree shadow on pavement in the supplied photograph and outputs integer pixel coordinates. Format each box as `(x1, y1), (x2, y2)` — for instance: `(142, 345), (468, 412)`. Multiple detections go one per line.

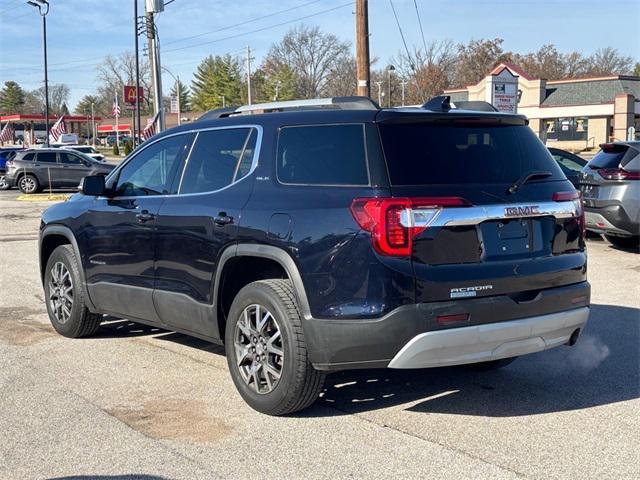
(50, 476), (168, 480)
(302, 303), (639, 418)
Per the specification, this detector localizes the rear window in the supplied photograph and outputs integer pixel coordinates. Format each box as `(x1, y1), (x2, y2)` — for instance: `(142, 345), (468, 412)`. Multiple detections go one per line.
(379, 122), (563, 185)
(589, 145), (638, 169)
(277, 124), (368, 185)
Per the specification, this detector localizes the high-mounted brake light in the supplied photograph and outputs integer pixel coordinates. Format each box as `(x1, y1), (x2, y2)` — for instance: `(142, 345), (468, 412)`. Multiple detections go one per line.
(350, 197), (471, 257)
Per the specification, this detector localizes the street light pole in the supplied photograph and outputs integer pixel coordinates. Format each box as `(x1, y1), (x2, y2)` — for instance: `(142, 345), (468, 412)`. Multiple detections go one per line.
(219, 96), (226, 108)
(27, 0), (50, 147)
(387, 65), (395, 108)
(91, 102), (95, 147)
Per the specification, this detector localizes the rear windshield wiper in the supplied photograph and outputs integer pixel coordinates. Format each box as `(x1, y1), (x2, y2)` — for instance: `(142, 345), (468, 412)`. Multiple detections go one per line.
(506, 171), (553, 195)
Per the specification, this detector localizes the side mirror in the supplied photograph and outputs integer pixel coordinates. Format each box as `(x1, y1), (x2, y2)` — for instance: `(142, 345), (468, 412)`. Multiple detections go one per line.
(79, 175), (106, 196)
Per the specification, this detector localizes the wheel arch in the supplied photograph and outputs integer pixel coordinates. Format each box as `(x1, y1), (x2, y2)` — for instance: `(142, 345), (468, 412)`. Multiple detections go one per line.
(214, 243), (311, 341)
(40, 225), (96, 310)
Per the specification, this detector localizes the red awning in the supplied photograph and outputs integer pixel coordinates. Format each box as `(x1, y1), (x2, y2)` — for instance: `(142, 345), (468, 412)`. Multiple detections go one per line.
(0, 114), (103, 122)
(97, 124), (131, 133)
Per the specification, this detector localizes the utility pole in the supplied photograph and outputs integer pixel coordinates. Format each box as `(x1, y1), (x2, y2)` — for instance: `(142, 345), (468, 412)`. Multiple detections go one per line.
(145, 0), (164, 132)
(355, 0), (370, 98)
(134, 0), (142, 146)
(27, 0), (50, 147)
(246, 45), (253, 105)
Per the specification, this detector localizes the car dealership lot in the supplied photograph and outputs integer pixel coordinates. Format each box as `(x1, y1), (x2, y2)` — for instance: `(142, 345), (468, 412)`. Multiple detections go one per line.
(0, 191), (638, 480)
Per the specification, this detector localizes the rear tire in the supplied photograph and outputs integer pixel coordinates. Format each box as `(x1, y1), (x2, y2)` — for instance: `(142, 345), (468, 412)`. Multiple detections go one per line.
(0, 173), (10, 190)
(44, 245), (102, 338)
(605, 235), (639, 250)
(225, 279), (325, 415)
(18, 174), (39, 194)
(465, 357), (518, 371)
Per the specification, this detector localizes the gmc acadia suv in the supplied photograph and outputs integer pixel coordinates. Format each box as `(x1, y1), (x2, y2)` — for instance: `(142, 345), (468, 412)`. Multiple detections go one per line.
(38, 96), (590, 415)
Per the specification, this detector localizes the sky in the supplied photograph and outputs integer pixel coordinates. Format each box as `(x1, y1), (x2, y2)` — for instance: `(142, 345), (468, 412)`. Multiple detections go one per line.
(0, 0), (639, 110)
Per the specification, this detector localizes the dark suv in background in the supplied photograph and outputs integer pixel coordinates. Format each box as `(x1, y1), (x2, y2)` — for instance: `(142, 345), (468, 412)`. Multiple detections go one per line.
(38, 96), (590, 415)
(6, 148), (114, 193)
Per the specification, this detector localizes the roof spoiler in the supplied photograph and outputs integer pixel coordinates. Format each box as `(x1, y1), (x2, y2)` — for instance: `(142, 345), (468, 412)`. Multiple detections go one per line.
(421, 95), (498, 113)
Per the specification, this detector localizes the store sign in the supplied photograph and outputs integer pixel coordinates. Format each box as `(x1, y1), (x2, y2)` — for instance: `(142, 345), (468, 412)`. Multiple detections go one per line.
(170, 96), (179, 114)
(123, 86), (144, 105)
(492, 82), (517, 113)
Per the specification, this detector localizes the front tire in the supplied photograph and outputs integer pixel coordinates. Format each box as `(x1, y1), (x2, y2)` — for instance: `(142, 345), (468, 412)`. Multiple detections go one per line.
(605, 235), (639, 250)
(44, 245), (102, 338)
(18, 174), (39, 194)
(225, 279), (325, 415)
(0, 173), (10, 190)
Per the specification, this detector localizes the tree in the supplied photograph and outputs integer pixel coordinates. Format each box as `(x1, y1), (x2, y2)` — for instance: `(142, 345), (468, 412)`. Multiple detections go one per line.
(634, 63), (640, 77)
(96, 52), (152, 115)
(190, 54), (242, 110)
(22, 90), (43, 114)
(31, 84), (70, 116)
(453, 38), (511, 87)
(0, 81), (26, 113)
(256, 61), (300, 102)
(75, 95), (100, 116)
(264, 24), (351, 98)
(511, 45), (583, 80)
(586, 47), (634, 75)
(169, 79), (191, 112)
(323, 56), (357, 97)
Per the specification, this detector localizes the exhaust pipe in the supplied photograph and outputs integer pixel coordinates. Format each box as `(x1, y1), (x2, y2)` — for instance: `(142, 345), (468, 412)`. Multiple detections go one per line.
(566, 328), (581, 346)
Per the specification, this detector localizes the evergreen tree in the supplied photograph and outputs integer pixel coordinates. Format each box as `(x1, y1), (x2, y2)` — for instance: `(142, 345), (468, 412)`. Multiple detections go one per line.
(75, 95), (101, 116)
(0, 81), (26, 113)
(191, 54), (242, 110)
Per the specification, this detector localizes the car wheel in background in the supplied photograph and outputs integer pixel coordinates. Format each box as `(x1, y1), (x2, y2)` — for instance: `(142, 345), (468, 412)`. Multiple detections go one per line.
(44, 245), (102, 338)
(605, 235), (640, 250)
(18, 174), (40, 194)
(0, 174), (10, 190)
(225, 279), (326, 416)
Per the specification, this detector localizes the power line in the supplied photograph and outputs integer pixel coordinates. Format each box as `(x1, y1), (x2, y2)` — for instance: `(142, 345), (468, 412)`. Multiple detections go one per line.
(163, 2), (354, 54)
(413, 0), (428, 54)
(389, 0), (412, 67)
(162, 0), (324, 47)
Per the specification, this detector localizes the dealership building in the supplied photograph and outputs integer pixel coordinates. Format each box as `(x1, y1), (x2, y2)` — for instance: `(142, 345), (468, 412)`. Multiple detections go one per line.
(445, 63), (640, 151)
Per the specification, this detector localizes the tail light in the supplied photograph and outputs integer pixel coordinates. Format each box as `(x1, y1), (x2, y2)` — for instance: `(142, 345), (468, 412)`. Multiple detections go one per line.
(596, 168), (640, 181)
(553, 190), (585, 241)
(350, 197), (470, 257)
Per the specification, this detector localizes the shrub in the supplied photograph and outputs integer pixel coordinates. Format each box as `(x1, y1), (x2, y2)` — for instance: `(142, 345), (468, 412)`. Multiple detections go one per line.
(112, 143), (120, 156)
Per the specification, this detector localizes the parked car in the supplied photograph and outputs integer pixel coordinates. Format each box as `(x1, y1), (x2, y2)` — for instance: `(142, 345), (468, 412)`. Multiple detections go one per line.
(0, 146), (23, 190)
(579, 141), (640, 248)
(38, 96), (589, 415)
(5, 148), (114, 193)
(62, 145), (106, 162)
(548, 147), (587, 188)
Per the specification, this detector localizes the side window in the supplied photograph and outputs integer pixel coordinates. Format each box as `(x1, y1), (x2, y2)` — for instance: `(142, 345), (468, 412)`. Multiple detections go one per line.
(59, 152), (82, 164)
(36, 152), (57, 163)
(114, 134), (189, 197)
(180, 128), (255, 194)
(277, 124), (369, 185)
(553, 154), (584, 173)
(21, 153), (35, 161)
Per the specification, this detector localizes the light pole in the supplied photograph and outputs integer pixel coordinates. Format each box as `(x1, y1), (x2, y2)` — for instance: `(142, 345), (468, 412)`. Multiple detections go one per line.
(274, 80), (281, 101)
(161, 66), (181, 126)
(27, 0), (50, 147)
(91, 102), (95, 147)
(375, 81), (382, 106)
(386, 65), (395, 108)
(400, 79), (407, 107)
(218, 96), (226, 108)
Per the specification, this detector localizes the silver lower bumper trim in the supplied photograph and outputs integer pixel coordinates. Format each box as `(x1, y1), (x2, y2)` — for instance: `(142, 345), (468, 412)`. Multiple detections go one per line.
(388, 307), (590, 369)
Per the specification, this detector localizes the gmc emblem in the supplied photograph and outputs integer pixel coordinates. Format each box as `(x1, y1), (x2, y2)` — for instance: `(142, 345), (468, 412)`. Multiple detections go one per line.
(505, 205), (540, 217)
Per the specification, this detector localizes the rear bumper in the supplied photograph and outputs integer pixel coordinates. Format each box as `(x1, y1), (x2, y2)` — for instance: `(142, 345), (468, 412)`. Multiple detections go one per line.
(388, 307), (588, 368)
(305, 281), (590, 371)
(585, 204), (639, 237)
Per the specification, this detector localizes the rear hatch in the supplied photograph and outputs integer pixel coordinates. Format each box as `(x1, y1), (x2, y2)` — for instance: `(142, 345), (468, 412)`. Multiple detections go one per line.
(579, 143), (640, 207)
(376, 113), (586, 304)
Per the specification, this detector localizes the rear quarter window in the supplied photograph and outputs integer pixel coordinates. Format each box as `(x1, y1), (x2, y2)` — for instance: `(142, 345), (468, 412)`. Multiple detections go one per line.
(277, 124), (369, 185)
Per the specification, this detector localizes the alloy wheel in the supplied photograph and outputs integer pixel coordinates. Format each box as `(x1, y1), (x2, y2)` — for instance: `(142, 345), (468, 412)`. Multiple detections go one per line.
(48, 262), (73, 324)
(20, 176), (36, 193)
(234, 304), (284, 394)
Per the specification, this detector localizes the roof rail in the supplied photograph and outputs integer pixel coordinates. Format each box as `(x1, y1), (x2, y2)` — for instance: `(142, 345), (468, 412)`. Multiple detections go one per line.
(233, 96), (380, 114)
(197, 107), (239, 121)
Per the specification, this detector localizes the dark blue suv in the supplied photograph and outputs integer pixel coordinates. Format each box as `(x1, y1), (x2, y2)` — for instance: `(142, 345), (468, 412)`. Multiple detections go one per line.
(39, 96), (590, 415)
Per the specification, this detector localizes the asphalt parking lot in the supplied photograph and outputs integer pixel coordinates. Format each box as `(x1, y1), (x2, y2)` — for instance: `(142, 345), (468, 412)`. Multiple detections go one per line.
(0, 190), (638, 480)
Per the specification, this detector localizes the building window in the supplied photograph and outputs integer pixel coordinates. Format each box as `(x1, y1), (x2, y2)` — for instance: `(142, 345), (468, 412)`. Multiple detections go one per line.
(545, 117), (588, 142)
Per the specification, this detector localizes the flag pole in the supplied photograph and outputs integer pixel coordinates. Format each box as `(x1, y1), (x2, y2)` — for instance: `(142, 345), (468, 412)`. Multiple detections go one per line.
(115, 90), (119, 153)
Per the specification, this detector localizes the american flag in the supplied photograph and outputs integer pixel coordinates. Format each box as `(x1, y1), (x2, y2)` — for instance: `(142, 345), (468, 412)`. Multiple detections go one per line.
(0, 122), (14, 143)
(143, 111), (160, 140)
(112, 92), (121, 118)
(49, 116), (66, 143)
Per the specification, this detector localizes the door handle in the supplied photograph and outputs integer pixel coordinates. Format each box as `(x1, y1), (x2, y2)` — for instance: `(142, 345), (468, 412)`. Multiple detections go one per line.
(136, 210), (156, 223)
(214, 213), (233, 226)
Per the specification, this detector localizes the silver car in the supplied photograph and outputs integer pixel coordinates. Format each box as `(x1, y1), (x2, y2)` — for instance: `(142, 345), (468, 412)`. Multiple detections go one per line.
(580, 141), (640, 248)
